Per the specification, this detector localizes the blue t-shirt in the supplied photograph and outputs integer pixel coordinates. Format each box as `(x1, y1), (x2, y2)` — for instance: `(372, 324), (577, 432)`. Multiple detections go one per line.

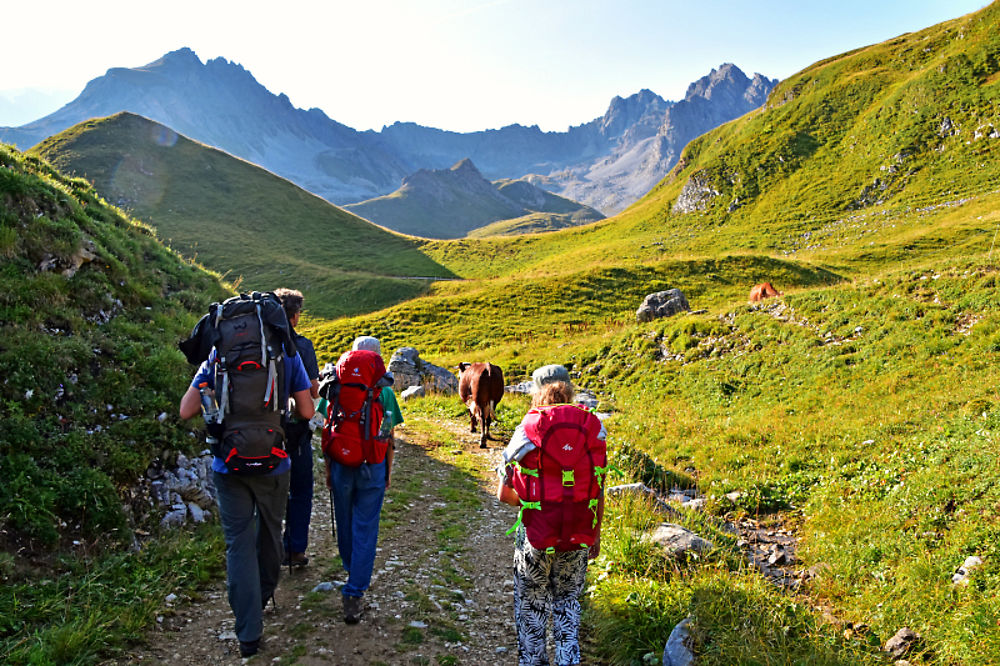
(191, 351), (311, 474)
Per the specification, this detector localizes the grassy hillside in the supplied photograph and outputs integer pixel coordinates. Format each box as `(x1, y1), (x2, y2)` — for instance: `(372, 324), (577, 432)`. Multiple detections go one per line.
(414, 2), (1000, 283)
(30, 112), (455, 318)
(301, 4), (1000, 664)
(0, 143), (229, 663)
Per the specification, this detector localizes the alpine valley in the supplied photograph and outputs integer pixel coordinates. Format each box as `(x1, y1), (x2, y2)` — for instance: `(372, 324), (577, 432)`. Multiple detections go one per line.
(3, 3), (1000, 666)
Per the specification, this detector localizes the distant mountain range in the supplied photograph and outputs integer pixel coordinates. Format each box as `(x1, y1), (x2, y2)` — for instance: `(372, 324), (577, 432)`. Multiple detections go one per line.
(344, 158), (604, 238)
(0, 48), (776, 224)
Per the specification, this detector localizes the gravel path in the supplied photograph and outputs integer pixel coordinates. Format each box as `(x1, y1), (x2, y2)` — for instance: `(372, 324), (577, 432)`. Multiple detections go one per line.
(108, 417), (525, 665)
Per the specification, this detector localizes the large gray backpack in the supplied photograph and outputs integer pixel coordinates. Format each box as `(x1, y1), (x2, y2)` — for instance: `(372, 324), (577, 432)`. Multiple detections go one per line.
(180, 291), (298, 474)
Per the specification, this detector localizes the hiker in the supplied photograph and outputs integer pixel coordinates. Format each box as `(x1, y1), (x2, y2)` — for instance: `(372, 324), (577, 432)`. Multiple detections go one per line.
(496, 364), (607, 666)
(178, 292), (314, 658)
(322, 335), (403, 624)
(274, 288), (321, 569)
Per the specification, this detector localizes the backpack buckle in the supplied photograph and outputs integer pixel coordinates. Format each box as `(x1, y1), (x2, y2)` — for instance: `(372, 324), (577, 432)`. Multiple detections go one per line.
(562, 469), (574, 487)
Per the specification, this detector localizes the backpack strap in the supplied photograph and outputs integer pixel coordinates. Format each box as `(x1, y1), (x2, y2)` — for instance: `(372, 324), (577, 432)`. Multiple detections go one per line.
(505, 499), (541, 536)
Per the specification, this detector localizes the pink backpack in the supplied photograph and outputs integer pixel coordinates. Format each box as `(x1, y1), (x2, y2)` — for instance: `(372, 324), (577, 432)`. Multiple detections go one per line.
(508, 404), (608, 552)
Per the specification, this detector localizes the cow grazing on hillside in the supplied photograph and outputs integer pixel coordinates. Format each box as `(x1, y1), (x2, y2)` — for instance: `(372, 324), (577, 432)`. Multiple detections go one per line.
(749, 282), (783, 303)
(457, 362), (505, 448)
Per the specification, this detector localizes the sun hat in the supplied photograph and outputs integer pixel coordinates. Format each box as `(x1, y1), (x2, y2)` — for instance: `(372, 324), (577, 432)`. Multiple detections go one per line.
(351, 335), (381, 354)
(531, 364), (571, 391)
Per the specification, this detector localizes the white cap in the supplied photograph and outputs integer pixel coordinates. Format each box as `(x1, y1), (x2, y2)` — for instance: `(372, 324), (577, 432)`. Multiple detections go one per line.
(352, 336), (381, 354)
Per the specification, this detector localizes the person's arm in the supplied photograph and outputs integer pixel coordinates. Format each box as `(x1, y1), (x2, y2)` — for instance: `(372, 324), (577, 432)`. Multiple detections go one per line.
(496, 476), (520, 506)
(180, 359), (213, 420)
(179, 386), (202, 420)
(291, 388), (314, 420)
(310, 377), (320, 400)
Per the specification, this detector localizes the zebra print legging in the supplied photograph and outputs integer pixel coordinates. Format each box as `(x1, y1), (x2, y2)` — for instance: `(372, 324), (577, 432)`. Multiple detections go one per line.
(512, 527), (589, 666)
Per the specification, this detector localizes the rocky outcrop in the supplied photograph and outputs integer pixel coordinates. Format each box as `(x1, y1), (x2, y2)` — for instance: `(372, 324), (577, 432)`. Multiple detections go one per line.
(144, 451), (216, 528)
(388, 347), (457, 393)
(673, 171), (721, 214)
(637, 289), (691, 322)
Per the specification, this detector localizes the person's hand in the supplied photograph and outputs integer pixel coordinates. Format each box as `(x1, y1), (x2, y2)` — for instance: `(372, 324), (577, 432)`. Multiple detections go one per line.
(324, 459), (332, 489)
(385, 468), (392, 489)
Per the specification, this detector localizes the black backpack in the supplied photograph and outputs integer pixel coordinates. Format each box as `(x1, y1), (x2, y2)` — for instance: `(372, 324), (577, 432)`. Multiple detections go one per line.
(180, 291), (299, 474)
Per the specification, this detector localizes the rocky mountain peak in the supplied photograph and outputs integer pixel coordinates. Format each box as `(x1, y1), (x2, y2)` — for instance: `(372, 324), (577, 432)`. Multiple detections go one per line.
(146, 47), (203, 70)
(600, 88), (670, 137)
(684, 63), (750, 101)
(450, 158), (482, 178)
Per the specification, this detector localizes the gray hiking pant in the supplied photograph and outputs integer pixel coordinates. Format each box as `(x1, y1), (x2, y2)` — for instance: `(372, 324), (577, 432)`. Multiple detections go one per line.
(213, 470), (290, 642)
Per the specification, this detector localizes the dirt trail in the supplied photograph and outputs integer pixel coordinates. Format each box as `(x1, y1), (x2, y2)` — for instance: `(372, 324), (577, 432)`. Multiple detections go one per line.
(109, 418), (526, 665)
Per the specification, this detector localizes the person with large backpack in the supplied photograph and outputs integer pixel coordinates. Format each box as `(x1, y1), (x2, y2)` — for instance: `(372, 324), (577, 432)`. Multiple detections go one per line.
(178, 291), (314, 658)
(319, 335), (403, 624)
(273, 289), (321, 570)
(496, 364), (608, 666)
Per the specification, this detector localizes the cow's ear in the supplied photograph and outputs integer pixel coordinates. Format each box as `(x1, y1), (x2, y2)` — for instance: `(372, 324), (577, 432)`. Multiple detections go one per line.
(458, 362), (470, 372)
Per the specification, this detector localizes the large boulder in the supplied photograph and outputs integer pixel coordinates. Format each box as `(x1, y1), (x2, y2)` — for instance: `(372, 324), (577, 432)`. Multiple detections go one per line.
(388, 347), (458, 394)
(637, 289), (690, 322)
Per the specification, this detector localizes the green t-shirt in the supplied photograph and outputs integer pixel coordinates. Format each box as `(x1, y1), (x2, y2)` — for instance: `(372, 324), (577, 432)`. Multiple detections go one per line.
(380, 387), (404, 428)
(315, 388), (403, 430)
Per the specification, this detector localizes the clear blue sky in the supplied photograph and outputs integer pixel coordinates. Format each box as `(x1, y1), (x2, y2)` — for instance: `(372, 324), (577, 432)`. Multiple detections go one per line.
(0, 0), (991, 132)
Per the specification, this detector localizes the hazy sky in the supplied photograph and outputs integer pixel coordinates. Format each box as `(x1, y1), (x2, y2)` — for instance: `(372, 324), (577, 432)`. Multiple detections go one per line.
(1, 0), (990, 132)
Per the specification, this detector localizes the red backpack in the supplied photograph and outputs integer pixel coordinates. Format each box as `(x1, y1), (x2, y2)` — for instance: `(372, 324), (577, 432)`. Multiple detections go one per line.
(507, 404), (608, 552)
(320, 350), (394, 467)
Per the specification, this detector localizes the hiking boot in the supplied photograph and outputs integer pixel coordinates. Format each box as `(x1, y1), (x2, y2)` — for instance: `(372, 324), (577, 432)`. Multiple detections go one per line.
(342, 595), (362, 624)
(239, 638), (260, 657)
(287, 552), (309, 568)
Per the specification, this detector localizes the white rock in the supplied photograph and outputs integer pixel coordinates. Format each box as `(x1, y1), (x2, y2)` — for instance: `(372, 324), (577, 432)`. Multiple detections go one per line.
(643, 523), (714, 557)
(401, 385), (425, 401)
(188, 503), (206, 523)
(952, 555), (983, 585)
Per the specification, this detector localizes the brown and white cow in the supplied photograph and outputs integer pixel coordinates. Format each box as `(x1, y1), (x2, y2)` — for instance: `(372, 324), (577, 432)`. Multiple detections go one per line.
(457, 362), (505, 448)
(749, 282), (783, 303)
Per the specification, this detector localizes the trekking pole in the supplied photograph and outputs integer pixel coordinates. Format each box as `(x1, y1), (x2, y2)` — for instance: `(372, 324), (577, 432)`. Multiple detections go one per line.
(326, 455), (336, 539)
(329, 487), (336, 539)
